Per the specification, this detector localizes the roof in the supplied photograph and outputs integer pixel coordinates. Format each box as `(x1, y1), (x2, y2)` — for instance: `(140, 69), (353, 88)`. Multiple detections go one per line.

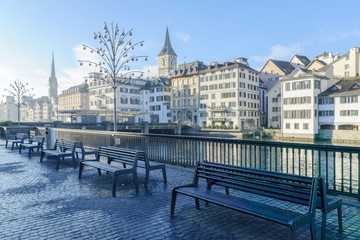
(269, 59), (295, 75)
(140, 78), (171, 90)
(171, 60), (206, 77)
(292, 55), (311, 66)
(319, 78), (360, 97)
(158, 27), (177, 56)
(200, 60), (258, 74)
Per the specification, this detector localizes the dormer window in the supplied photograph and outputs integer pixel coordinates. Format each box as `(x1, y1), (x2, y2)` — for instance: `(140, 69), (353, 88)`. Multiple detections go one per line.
(351, 83), (360, 89)
(331, 85), (339, 91)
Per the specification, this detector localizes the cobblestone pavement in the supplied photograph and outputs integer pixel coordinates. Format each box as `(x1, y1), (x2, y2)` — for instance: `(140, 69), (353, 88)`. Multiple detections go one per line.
(0, 140), (359, 240)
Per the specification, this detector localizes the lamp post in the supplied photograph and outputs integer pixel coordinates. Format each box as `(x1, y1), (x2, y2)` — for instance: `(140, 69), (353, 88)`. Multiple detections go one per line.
(79, 21), (148, 132)
(3, 79), (33, 126)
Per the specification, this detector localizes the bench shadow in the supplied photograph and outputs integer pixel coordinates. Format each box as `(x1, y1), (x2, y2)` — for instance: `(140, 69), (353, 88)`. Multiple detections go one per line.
(0, 162), (25, 173)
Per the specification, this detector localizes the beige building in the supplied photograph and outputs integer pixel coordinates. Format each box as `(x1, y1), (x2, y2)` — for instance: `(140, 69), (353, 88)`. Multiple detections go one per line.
(331, 47), (360, 78)
(170, 61), (206, 125)
(58, 82), (89, 111)
(199, 58), (260, 129)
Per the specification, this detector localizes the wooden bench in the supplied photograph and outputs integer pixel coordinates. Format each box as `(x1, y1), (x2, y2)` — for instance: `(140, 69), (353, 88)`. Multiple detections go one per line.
(19, 135), (45, 157)
(108, 149), (167, 187)
(171, 161), (320, 240)
(5, 133), (29, 150)
(40, 139), (78, 170)
(207, 162), (343, 240)
(79, 146), (140, 196)
(74, 141), (97, 161)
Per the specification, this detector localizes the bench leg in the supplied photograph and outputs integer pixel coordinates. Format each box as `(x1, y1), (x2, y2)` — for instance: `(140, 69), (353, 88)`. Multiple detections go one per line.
(133, 172), (139, 190)
(195, 198), (200, 209)
(56, 156), (61, 170)
(72, 156), (77, 169)
(310, 220), (316, 240)
(288, 226), (295, 240)
(40, 152), (44, 162)
(97, 168), (102, 176)
(19, 145), (22, 153)
(12, 143), (15, 151)
(79, 163), (84, 179)
(28, 149), (32, 158)
(162, 166), (167, 184)
(112, 174), (118, 197)
(338, 205), (343, 232)
(170, 190), (177, 217)
(144, 170), (150, 188)
(5, 141), (8, 148)
(321, 213), (327, 240)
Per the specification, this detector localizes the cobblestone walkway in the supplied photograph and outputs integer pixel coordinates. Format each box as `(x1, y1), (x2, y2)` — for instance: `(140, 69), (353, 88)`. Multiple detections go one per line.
(0, 141), (359, 239)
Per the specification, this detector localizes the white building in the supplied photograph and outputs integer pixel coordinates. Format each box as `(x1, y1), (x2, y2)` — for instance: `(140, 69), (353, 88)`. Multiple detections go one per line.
(137, 78), (172, 123)
(281, 68), (338, 138)
(319, 78), (360, 130)
(266, 81), (281, 128)
(199, 58), (260, 129)
(87, 72), (147, 123)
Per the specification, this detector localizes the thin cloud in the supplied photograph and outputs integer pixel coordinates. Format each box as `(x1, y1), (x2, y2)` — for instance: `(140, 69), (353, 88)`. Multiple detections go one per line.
(324, 29), (360, 43)
(251, 43), (300, 63)
(174, 32), (191, 42)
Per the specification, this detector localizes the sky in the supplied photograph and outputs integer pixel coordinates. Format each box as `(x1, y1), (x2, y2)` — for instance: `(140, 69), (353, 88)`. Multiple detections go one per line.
(1, 0), (360, 99)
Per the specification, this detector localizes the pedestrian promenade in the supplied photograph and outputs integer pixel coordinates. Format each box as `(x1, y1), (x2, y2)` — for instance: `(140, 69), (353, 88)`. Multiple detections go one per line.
(0, 140), (359, 239)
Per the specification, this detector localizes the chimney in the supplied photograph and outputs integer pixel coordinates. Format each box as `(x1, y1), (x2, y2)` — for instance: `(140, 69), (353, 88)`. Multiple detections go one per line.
(236, 57), (248, 66)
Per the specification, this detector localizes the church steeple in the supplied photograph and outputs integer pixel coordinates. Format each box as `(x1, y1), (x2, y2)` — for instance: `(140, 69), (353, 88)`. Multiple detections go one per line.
(48, 51), (58, 98)
(158, 27), (177, 77)
(158, 27), (177, 56)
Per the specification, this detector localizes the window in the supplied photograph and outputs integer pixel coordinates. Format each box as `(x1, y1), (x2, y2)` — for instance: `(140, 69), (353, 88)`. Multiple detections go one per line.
(149, 97), (154, 102)
(285, 83), (290, 91)
(286, 123), (290, 129)
(303, 123), (309, 130)
(345, 72), (350, 77)
(345, 64), (350, 69)
(294, 123), (299, 129)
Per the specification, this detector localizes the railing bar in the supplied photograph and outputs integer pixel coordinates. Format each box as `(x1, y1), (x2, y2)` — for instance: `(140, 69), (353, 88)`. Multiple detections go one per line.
(305, 149), (308, 177)
(269, 146), (272, 171)
(254, 145), (258, 168)
(333, 151), (336, 191)
(292, 148), (295, 175)
(341, 151), (344, 193)
(312, 149), (315, 178)
(318, 150), (321, 178)
(350, 152), (352, 194)
(236, 143), (239, 166)
(326, 150), (329, 190)
(286, 147), (289, 174)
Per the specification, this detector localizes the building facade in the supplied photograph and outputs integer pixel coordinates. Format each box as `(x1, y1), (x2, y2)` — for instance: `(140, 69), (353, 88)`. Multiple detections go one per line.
(319, 78), (360, 131)
(58, 82), (89, 111)
(199, 58), (260, 129)
(281, 69), (339, 138)
(331, 47), (360, 78)
(88, 72), (147, 123)
(137, 78), (172, 123)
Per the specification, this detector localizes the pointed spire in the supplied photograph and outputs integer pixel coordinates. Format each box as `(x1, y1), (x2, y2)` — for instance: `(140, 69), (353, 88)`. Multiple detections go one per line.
(158, 27), (177, 56)
(50, 51), (56, 79)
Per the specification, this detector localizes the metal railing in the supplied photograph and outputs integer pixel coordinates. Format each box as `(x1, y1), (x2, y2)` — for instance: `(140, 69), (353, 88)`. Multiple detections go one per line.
(43, 128), (360, 199)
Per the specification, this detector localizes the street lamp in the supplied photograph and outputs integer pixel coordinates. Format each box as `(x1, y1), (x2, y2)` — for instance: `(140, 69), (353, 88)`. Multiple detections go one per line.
(79, 21), (148, 132)
(3, 79), (33, 126)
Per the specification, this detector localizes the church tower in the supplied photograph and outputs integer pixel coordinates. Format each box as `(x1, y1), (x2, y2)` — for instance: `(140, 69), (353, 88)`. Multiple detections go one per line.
(158, 27), (177, 77)
(48, 51), (58, 98)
